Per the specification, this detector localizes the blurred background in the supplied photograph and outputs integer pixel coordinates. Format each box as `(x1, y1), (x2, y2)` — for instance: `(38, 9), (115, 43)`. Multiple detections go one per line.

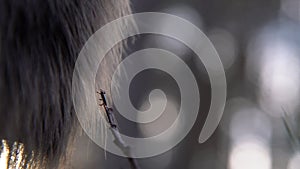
(69, 0), (300, 169)
(2, 0), (297, 169)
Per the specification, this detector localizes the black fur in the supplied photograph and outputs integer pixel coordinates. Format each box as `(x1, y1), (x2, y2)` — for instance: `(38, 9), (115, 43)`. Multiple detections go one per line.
(0, 0), (132, 168)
